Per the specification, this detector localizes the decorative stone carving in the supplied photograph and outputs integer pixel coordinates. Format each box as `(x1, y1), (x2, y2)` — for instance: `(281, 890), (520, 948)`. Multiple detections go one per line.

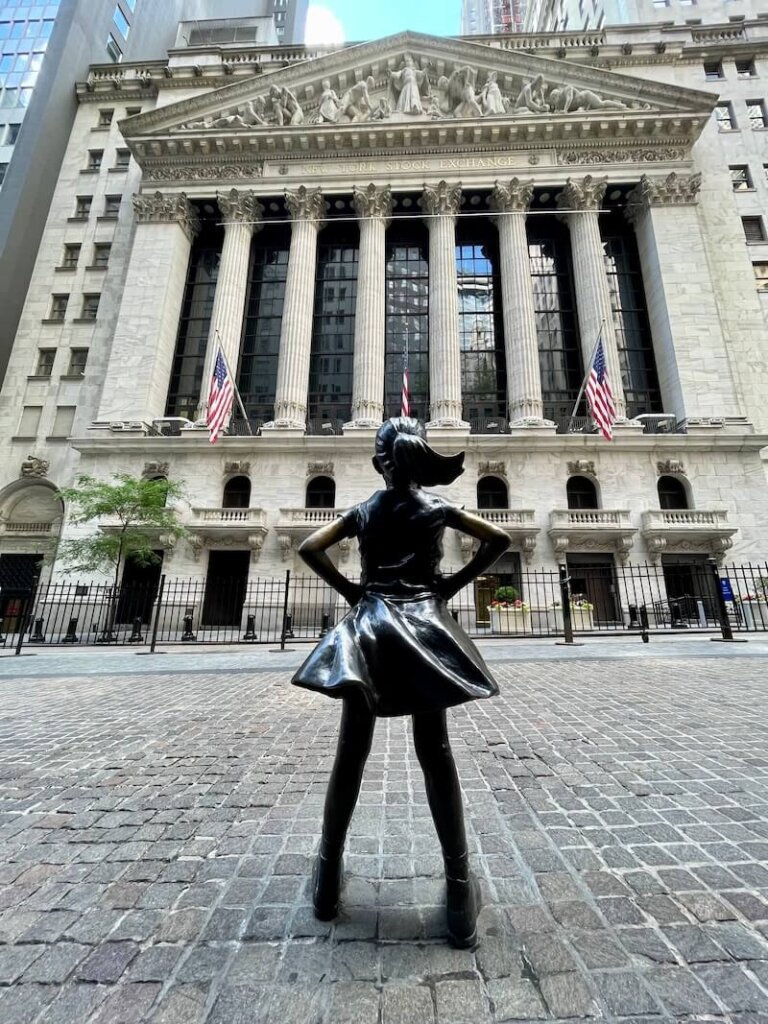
(142, 461), (169, 479)
(247, 534), (265, 559)
(657, 459), (685, 475)
(351, 184), (393, 222)
(459, 535), (478, 563)
(616, 534), (635, 565)
(337, 538), (351, 563)
(515, 74), (640, 115)
(514, 75), (549, 114)
(132, 191), (200, 241)
(184, 98), (268, 130)
(625, 172), (702, 224)
(567, 460), (596, 476)
(317, 79), (340, 123)
(522, 535), (538, 563)
(478, 460), (506, 475)
(225, 460), (251, 476)
(284, 184), (325, 223)
(490, 177), (534, 215)
(558, 147), (687, 166)
(188, 534), (205, 560)
(647, 536), (667, 563)
(556, 175), (607, 213)
(307, 461), (334, 476)
(218, 189), (264, 225)
(20, 456), (49, 478)
(479, 71), (506, 116)
(387, 54), (429, 115)
(421, 180), (462, 218)
(339, 77), (384, 122)
(144, 163), (265, 182)
(268, 84), (304, 126)
(278, 534), (293, 561)
(159, 533), (177, 551)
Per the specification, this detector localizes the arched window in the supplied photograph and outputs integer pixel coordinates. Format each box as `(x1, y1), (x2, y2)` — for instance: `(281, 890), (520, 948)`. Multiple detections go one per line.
(477, 476), (508, 510)
(658, 475), (689, 510)
(222, 475), (251, 509)
(566, 476), (599, 510)
(306, 476), (335, 509)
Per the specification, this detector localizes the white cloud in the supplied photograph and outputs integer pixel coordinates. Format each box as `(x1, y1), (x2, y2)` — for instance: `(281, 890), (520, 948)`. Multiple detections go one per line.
(305, 4), (346, 46)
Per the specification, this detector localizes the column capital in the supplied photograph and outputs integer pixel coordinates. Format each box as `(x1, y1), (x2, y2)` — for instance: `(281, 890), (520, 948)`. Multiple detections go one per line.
(351, 183), (393, 223)
(625, 171), (702, 224)
(421, 180), (462, 221)
(285, 185), (326, 225)
(555, 175), (607, 213)
(217, 188), (265, 230)
(132, 191), (200, 241)
(490, 177), (534, 215)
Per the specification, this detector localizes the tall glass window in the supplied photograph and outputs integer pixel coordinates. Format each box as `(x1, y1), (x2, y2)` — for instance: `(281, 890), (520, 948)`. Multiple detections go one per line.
(456, 227), (506, 430)
(528, 220), (583, 427)
(384, 222), (429, 420)
(165, 224), (222, 420)
(602, 213), (661, 417)
(237, 225), (289, 427)
(307, 225), (358, 430)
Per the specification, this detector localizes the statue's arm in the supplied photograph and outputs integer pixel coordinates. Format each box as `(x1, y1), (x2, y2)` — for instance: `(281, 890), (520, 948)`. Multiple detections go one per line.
(438, 507), (510, 601)
(298, 518), (363, 606)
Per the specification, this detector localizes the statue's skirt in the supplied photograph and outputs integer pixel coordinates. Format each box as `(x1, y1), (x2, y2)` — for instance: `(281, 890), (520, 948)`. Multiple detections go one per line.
(291, 592), (499, 717)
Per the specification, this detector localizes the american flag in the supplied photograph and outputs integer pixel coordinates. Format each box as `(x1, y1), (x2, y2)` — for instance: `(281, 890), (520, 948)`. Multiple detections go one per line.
(401, 366), (411, 418)
(206, 348), (234, 445)
(585, 339), (616, 441)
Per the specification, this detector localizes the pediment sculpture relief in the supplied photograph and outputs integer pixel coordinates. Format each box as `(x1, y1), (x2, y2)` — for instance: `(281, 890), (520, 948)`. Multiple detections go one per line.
(177, 55), (651, 132)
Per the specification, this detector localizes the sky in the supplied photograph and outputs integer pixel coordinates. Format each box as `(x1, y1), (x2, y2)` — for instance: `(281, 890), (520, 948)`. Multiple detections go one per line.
(305, 0), (462, 46)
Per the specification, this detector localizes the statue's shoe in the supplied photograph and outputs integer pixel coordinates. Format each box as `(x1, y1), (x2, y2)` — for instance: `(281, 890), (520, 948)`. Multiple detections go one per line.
(312, 852), (343, 921)
(446, 872), (480, 949)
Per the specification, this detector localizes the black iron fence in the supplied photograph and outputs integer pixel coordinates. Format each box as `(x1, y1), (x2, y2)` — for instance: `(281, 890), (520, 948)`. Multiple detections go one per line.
(1, 561), (767, 654)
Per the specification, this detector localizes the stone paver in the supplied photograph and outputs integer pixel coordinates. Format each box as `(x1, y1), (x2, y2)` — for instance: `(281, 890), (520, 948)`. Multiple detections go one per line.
(0, 652), (765, 1021)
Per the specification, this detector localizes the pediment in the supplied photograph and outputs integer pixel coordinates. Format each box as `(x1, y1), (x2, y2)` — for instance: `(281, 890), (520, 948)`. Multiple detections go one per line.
(121, 30), (715, 171)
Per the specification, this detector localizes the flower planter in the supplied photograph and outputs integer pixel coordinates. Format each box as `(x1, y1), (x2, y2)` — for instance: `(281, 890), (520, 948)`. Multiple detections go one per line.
(490, 607), (532, 634)
(570, 607), (594, 631)
(741, 599), (768, 630)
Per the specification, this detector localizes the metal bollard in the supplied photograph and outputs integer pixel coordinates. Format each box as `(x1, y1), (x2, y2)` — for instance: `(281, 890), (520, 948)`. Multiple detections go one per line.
(243, 614), (258, 642)
(559, 565), (575, 645)
(283, 612), (295, 639)
(62, 617), (79, 644)
(30, 617), (45, 643)
(627, 604), (639, 628)
(318, 613), (330, 638)
(181, 614), (197, 642)
(128, 618), (144, 643)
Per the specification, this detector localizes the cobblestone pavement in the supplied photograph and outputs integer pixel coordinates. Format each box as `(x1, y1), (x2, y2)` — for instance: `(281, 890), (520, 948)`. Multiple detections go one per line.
(0, 655), (767, 1022)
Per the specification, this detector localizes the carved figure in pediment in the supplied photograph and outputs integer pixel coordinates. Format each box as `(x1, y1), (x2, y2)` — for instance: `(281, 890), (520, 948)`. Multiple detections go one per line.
(387, 54), (429, 115)
(185, 96), (267, 131)
(339, 77), (378, 122)
(480, 71), (506, 116)
(568, 87), (628, 113)
(514, 74), (549, 114)
(454, 66), (483, 119)
(317, 79), (340, 123)
(20, 455), (49, 478)
(268, 85), (304, 126)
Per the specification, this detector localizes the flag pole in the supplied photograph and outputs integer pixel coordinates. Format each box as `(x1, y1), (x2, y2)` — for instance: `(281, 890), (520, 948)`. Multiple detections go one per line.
(566, 319), (605, 434)
(214, 331), (253, 436)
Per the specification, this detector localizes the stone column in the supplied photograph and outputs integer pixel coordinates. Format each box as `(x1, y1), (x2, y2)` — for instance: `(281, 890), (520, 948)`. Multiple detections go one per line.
(626, 172), (742, 422)
(97, 192), (199, 424)
(422, 181), (467, 428)
(198, 189), (264, 416)
(490, 178), (546, 425)
(266, 186), (325, 430)
(346, 184), (392, 428)
(556, 175), (626, 420)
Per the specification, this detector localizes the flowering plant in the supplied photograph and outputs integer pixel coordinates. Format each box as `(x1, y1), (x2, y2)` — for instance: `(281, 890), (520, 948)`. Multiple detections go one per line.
(569, 597), (594, 611)
(741, 578), (768, 600)
(491, 586), (530, 611)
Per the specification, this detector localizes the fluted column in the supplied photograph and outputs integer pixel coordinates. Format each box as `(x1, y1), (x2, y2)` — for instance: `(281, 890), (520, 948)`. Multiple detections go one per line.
(556, 175), (626, 420)
(266, 186), (325, 430)
(347, 184), (392, 428)
(97, 192), (200, 424)
(422, 181), (467, 428)
(490, 178), (547, 425)
(198, 189), (264, 416)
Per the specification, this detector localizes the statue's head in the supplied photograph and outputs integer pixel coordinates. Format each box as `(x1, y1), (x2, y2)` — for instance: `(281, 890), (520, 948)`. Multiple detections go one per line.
(487, 71), (497, 83)
(373, 417), (464, 488)
(403, 54), (414, 67)
(322, 78), (331, 89)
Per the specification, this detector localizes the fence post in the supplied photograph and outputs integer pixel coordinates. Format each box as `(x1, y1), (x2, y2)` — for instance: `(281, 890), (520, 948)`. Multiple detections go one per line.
(148, 575), (166, 655)
(708, 557), (747, 643)
(555, 563), (583, 646)
(280, 570), (291, 651)
(14, 583), (36, 657)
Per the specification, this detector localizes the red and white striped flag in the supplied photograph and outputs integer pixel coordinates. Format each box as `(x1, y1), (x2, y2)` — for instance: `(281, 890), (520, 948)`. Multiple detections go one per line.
(400, 367), (411, 418)
(206, 348), (234, 444)
(585, 339), (616, 441)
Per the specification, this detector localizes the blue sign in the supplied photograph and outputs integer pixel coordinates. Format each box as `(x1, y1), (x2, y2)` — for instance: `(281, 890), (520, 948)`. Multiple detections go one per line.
(719, 578), (735, 602)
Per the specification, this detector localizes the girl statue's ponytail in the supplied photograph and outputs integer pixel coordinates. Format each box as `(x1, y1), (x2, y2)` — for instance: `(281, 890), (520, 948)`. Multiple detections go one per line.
(376, 417), (464, 487)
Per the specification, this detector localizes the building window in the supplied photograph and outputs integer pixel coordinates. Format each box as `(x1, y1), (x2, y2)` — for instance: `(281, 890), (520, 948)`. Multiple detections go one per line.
(658, 475), (689, 510)
(73, 196), (92, 219)
(7, 123), (20, 145)
(736, 58), (757, 78)
(125, 106), (142, 117)
(753, 262), (768, 290)
(730, 165), (753, 190)
(86, 150), (103, 172)
(715, 103), (736, 130)
(114, 148), (130, 169)
(51, 406), (76, 438)
(61, 244), (81, 269)
(385, 220), (429, 421)
(92, 243), (111, 268)
(704, 60), (723, 80)
(67, 349), (88, 376)
(237, 225), (290, 427)
(35, 349), (55, 377)
(222, 476), (251, 509)
(566, 476), (599, 510)
(98, 109), (114, 128)
(0, 162), (7, 186)
(113, 5), (130, 38)
(17, 406), (42, 437)
(102, 195), (121, 218)
(48, 294), (69, 322)
(456, 226), (507, 431)
(306, 476), (335, 509)
(748, 100), (767, 129)
(477, 476), (509, 510)
(80, 294), (100, 321)
(743, 216), (766, 243)
(308, 225), (358, 429)
(106, 34), (122, 62)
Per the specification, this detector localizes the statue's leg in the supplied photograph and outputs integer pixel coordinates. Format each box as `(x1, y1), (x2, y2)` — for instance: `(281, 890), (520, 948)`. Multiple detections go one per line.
(412, 710), (479, 949)
(313, 695), (376, 920)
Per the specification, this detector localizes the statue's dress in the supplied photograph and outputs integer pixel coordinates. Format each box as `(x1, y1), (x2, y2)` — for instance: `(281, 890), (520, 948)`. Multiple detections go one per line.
(291, 488), (499, 717)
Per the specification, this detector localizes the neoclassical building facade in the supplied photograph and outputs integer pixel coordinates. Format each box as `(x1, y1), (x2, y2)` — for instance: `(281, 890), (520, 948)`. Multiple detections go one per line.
(1, 23), (767, 617)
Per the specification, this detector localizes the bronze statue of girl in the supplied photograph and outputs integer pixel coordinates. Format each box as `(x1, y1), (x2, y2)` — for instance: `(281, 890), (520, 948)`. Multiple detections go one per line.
(292, 417), (510, 948)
